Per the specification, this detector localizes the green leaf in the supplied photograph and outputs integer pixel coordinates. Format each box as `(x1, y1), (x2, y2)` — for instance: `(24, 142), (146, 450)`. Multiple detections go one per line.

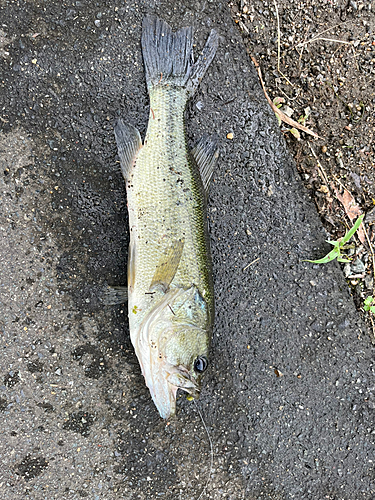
(304, 215), (364, 265)
(289, 128), (301, 140)
(364, 296), (373, 306)
(273, 96), (285, 106)
(364, 296), (374, 312)
(337, 256), (351, 263)
(341, 214), (364, 245)
(326, 239), (340, 248)
(304, 248), (339, 264)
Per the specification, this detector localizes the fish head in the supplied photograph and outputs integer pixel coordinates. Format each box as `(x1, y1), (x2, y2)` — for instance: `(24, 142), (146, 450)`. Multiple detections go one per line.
(134, 286), (211, 419)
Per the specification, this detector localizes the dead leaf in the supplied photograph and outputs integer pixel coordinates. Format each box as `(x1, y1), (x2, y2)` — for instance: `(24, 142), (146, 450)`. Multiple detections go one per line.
(334, 187), (360, 220)
(332, 185), (366, 243)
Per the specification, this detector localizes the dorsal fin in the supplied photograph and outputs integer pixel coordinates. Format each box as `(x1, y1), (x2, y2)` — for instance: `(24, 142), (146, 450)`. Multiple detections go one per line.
(114, 119), (142, 182)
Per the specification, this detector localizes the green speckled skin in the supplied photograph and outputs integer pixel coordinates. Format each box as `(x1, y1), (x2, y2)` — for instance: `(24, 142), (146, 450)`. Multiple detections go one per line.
(126, 85), (214, 418)
(128, 86), (214, 316)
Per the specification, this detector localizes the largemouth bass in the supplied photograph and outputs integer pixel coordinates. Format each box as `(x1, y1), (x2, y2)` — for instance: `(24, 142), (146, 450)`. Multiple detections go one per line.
(114, 16), (219, 419)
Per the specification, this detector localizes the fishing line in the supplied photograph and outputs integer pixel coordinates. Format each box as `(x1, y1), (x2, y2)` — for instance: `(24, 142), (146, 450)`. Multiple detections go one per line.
(194, 399), (213, 500)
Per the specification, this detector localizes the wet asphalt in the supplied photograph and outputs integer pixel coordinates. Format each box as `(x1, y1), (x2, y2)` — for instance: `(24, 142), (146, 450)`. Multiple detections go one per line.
(1, 1), (375, 499)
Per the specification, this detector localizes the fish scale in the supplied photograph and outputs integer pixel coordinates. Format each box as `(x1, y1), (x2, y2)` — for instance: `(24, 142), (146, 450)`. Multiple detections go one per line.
(128, 85), (212, 311)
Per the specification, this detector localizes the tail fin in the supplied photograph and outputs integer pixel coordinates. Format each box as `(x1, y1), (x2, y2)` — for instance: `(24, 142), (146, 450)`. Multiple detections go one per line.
(141, 16), (218, 94)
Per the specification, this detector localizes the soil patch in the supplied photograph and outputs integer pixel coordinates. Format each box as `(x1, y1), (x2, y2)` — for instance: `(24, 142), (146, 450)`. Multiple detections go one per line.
(230, 0), (375, 334)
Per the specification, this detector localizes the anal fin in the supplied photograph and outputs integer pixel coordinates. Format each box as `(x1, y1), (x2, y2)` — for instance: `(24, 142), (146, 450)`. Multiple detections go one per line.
(150, 238), (185, 292)
(114, 119), (142, 182)
(191, 135), (219, 193)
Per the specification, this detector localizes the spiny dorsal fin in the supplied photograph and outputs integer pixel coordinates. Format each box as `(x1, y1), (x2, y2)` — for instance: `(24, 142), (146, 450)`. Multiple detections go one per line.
(114, 119), (142, 182)
(191, 135), (219, 193)
(150, 238), (185, 292)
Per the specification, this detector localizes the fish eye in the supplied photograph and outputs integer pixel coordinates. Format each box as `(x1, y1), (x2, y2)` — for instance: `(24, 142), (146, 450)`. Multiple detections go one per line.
(194, 356), (208, 373)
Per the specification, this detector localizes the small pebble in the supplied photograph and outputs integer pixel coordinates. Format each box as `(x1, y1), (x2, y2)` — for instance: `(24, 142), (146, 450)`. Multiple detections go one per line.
(343, 263), (351, 278)
(350, 257), (365, 274)
(281, 105), (294, 117)
(364, 275), (373, 290)
(318, 185), (329, 193)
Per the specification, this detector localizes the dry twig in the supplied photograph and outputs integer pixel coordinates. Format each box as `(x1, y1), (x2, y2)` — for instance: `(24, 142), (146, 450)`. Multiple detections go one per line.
(251, 55), (321, 139)
(293, 21), (351, 50)
(243, 257), (260, 271)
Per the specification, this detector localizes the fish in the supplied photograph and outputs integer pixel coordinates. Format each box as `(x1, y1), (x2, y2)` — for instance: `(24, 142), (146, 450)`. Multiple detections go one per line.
(114, 15), (219, 419)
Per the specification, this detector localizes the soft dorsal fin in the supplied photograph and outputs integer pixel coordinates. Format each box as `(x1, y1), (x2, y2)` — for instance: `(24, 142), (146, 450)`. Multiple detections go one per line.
(114, 119), (142, 182)
(150, 238), (185, 292)
(191, 136), (219, 193)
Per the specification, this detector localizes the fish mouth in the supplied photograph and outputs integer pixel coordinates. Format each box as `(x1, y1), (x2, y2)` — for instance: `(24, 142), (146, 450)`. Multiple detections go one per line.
(145, 365), (200, 419)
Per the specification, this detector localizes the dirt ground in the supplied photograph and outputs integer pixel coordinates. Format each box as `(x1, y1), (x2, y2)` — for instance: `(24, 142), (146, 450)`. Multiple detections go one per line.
(230, 0), (375, 329)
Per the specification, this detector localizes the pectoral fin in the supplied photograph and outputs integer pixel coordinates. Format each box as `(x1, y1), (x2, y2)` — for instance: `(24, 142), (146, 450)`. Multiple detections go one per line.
(191, 135), (219, 193)
(101, 286), (128, 305)
(114, 119), (142, 182)
(128, 239), (137, 291)
(150, 238), (185, 292)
